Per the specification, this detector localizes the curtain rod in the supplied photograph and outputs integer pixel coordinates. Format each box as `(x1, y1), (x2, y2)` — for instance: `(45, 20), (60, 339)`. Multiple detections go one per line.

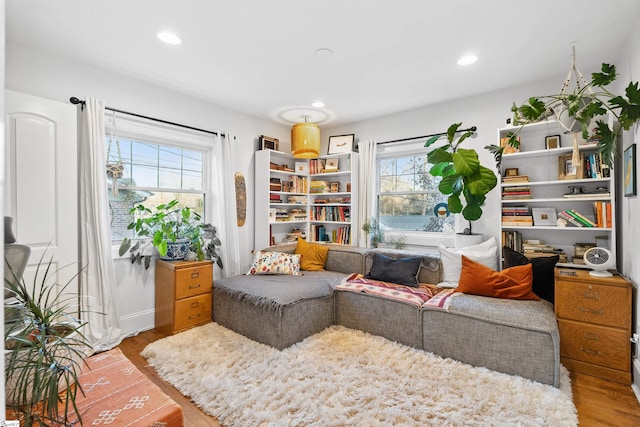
(376, 126), (477, 145)
(69, 97), (232, 139)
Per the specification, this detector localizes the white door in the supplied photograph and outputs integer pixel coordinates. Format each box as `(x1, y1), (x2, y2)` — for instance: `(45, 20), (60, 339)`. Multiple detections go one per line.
(4, 90), (78, 314)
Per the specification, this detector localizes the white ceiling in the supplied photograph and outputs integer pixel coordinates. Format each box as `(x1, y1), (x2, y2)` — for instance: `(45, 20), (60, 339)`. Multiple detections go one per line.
(6, 0), (640, 128)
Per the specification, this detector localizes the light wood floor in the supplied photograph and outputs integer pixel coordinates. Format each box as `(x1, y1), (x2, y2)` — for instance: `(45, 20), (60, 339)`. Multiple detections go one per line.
(120, 329), (640, 427)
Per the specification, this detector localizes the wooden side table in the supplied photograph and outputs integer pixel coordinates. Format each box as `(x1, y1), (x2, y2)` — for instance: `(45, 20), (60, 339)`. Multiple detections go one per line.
(554, 267), (632, 384)
(155, 259), (213, 335)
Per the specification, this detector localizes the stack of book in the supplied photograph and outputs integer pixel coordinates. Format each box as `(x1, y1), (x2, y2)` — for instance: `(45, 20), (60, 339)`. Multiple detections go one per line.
(523, 240), (568, 263)
(557, 209), (597, 227)
(502, 185), (531, 200)
(310, 180), (328, 194)
(573, 242), (596, 265)
(502, 175), (529, 184)
(501, 206), (533, 226)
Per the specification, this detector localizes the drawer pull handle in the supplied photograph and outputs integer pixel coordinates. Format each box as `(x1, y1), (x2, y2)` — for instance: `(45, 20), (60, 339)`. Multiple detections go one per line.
(580, 347), (601, 356)
(191, 272), (200, 279)
(188, 313), (201, 320)
(582, 331), (598, 340)
(191, 302), (199, 308)
(579, 307), (602, 315)
(582, 291), (598, 300)
(189, 284), (202, 290)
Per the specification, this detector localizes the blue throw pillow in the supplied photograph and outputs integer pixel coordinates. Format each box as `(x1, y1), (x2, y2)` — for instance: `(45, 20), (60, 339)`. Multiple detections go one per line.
(365, 253), (423, 287)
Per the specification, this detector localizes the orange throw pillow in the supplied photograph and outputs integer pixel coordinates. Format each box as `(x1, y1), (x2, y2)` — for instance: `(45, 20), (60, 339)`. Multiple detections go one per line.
(455, 255), (539, 300)
(295, 238), (329, 271)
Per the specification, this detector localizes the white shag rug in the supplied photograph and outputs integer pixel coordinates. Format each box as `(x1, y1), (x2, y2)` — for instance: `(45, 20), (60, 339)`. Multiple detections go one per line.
(142, 323), (577, 427)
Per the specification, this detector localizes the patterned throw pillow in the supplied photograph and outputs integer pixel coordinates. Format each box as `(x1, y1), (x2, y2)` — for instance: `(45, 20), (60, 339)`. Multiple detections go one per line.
(246, 251), (302, 275)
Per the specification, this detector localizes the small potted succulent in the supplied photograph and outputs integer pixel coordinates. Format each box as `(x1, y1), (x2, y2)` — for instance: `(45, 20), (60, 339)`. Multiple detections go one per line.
(119, 199), (215, 269)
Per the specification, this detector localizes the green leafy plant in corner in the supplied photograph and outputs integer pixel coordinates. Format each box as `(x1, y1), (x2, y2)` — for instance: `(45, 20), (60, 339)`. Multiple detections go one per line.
(4, 254), (91, 426)
(498, 62), (640, 169)
(119, 199), (222, 269)
(425, 123), (497, 234)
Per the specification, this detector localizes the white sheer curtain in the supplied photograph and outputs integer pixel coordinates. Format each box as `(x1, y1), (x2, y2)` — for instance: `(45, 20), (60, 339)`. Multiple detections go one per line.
(79, 98), (123, 352)
(210, 132), (241, 277)
(357, 140), (378, 247)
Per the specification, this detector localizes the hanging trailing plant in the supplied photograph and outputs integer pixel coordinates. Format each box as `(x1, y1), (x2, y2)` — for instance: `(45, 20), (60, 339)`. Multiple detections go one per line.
(492, 50), (640, 170)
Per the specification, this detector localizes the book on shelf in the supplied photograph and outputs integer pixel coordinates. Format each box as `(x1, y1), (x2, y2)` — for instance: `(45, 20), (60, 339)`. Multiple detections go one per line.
(557, 211), (583, 227)
(592, 201), (612, 228)
(566, 209), (597, 227)
(563, 192), (610, 198)
(502, 175), (529, 183)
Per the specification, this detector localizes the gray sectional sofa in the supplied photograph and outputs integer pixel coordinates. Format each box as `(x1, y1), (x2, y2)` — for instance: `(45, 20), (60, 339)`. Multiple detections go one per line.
(212, 243), (561, 387)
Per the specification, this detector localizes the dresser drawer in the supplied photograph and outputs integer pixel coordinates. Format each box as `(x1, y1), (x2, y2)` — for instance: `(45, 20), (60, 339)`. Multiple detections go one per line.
(175, 265), (213, 299)
(555, 281), (629, 328)
(558, 319), (630, 371)
(174, 293), (212, 331)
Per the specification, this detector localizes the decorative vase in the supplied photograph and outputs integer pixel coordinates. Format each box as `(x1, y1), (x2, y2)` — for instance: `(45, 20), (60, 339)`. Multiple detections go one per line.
(454, 233), (484, 248)
(161, 238), (191, 261)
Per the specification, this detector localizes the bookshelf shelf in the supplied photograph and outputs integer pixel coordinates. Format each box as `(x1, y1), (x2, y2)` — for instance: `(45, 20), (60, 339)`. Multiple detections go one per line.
(499, 120), (616, 265)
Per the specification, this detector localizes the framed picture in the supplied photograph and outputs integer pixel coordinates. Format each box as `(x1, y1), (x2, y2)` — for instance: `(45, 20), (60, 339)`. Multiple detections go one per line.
(505, 167), (519, 177)
(325, 158), (339, 171)
(259, 135), (279, 151)
(295, 161), (308, 175)
(558, 154), (583, 180)
(328, 134), (355, 155)
(532, 208), (557, 226)
(545, 135), (560, 149)
(330, 182), (340, 193)
(624, 143), (636, 196)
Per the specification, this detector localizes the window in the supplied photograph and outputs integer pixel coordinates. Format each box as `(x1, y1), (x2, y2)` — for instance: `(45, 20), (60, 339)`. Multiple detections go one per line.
(105, 116), (210, 242)
(377, 153), (454, 233)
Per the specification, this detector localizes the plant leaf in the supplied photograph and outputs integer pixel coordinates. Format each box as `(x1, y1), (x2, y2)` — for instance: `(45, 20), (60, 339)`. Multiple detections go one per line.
(118, 238), (131, 256)
(424, 135), (442, 148)
(427, 147), (452, 165)
(446, 122), (462, 143)
(447, 194), (462, 213)
(466, 165), (498, 196)
(591, 63), (617, 87)
(452, 148), (479, 176)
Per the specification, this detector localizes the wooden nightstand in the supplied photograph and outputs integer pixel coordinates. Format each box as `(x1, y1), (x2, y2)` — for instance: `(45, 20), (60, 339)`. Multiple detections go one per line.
(554, 267), (632, 384)
(155, 259), (213, 335)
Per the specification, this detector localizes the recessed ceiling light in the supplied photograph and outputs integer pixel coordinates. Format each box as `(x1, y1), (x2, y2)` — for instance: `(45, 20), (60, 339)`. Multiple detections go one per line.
(312, 101), (325, 108)
(314, 48), (333, 58)
(457, 55), (478, 66)
(157, 31), (182, 45)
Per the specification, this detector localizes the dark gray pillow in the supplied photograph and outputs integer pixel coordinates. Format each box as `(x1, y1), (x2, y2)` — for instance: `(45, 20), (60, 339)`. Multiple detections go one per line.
(365, 254), (423, 287)
(5, 216), (16, 244)
(502, 246), (559, 303)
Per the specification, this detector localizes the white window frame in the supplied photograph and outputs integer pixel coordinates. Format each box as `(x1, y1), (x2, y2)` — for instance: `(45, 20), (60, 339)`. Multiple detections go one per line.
(375, 141), (457, 249)
(105, 114), (215, 256)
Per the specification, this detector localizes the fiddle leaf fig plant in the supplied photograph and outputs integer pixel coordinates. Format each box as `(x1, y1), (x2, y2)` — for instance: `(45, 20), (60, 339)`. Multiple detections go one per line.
(505, 62), (640, 168)
(425, 123), (497, 233)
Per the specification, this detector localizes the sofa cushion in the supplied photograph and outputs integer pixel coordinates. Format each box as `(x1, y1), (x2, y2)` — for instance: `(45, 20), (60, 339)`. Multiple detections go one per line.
(295, 238), (329, 271)
(365, 253), (423, 287)
(246, 251), (301, 276)
(502, 246), (559, 304)
(455, 255), (539, 300)
(438, 237), (498, 287)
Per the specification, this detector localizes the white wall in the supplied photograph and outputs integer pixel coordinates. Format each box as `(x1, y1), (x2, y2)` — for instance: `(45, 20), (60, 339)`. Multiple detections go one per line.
(1, 0), (7, 416)
(6, 43), (290, 335)
(615, 13), (640, 399)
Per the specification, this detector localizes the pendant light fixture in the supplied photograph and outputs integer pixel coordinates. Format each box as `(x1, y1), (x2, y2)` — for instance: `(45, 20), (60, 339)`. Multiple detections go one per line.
(291, 116), (320, 158)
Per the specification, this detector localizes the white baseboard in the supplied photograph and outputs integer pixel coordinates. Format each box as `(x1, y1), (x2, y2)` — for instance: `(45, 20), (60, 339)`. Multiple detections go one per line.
(632, 358), (640, 404)
(120, 309), (155, 337)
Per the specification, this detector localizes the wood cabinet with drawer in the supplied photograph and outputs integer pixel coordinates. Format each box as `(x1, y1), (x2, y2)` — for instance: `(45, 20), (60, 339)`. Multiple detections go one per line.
(155, 259), (213, 335)
(555, 268), (632, 384)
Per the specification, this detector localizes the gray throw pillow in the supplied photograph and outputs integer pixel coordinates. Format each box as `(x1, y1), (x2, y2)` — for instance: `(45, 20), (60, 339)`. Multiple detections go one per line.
(365, 254), (423, 287)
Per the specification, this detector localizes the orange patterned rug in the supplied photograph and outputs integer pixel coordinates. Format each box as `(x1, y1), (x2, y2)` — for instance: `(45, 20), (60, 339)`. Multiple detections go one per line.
(61, 347), (183, 426)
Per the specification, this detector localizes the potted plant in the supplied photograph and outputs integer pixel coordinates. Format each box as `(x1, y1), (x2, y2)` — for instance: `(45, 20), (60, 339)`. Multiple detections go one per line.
(425, 122), (498, 235)
(362, 219), (385, 248)
(119, 199), (211, 269)
(505, 62), (640, 168)
(4, 254), (91, 426)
